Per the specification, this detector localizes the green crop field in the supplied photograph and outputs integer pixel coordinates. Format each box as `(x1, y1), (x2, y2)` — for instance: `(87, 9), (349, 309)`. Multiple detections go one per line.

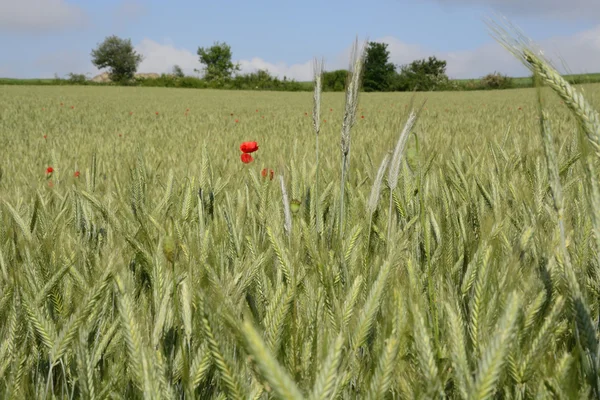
(1, 73), (600, 398)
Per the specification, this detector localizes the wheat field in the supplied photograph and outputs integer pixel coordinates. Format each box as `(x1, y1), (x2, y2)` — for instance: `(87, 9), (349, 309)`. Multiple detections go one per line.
(1, 55), (600, 399)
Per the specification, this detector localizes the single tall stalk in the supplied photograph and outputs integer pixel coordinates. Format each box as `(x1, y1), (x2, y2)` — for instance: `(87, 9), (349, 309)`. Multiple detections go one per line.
(339, 39), (366, 240)
(312, 58), (324, 235)
(387, 107), (422, 247)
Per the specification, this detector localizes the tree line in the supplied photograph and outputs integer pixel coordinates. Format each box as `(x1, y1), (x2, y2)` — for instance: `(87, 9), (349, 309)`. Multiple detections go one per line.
(78, 35), (517, 91)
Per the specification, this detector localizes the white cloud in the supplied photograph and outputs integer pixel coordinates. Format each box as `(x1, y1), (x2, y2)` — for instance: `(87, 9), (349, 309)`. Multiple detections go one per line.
(237, 58), (313, 81)
(377, 24), (600, 79)
(432, 0), (600, 19)
(7, 24), (599, 80)
(136, 39), (200, 75)
(0, 0), (88, 33)
(135, 39), (316, 80)
(115, 28), (600, 81)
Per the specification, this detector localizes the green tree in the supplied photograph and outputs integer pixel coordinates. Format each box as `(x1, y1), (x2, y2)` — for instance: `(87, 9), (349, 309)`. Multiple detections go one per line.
(91, 35), (143, 83)
(172, 65), (185, 78)
(197, 41), (240, 82)
(396, 56), (449, 91)
(322, 69), (348, 91)
(363, 42), (396, 92)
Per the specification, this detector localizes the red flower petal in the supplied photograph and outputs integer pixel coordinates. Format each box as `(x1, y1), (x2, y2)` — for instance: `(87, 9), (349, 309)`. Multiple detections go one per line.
(240, 141), (259, 153)
(241, 153), (253, 163)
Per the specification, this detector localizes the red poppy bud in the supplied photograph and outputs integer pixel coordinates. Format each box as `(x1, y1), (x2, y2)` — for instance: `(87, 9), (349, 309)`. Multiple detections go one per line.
(240, 153), (253, 163)
(261, 168), (268, 178)
(240, 141), (259, 153)
(46, 167), (53, 175)
(74, 171), (80, 178)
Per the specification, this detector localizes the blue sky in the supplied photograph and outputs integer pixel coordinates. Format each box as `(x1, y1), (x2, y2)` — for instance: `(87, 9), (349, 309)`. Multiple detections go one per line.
(0, 0), (598, 80)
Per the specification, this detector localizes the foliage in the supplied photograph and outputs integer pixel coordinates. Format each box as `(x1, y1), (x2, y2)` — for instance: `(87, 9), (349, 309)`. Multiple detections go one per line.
(134, 71), (306, 91)
(322, 69), (348, 91)
(396, 56), (450, 91)
(479, 72), (515, 90)
(363, 42), (396, 92)
(67, 73), (88, 84)
(197, 41), (241, 83)
(172, 65), (185, 78)
(91, 35), (143, 83)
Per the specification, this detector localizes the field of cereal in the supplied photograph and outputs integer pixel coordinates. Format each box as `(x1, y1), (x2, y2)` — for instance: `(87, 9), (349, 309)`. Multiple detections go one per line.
(1, 82), (600, 398)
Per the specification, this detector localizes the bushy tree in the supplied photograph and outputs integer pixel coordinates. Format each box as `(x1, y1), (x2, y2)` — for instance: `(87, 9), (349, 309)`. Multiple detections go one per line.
(67, 73), (87, 84)
(322, 69), (347, 91)
(172, 65), (185, 78)
(197, 41), (240, 82)
(396, 56), (449, 91)
(479, 72), (514, 89)
(91, 35), (143, 83)
(363, 42), (395, 92)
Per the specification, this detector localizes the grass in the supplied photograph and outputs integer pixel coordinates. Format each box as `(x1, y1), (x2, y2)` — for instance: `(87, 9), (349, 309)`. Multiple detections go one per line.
(1, 36), (600, 397)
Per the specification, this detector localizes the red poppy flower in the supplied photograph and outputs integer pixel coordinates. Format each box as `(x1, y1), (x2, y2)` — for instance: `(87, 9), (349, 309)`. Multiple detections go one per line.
(361, 115), (364, 119)
(323, 119), (327, 122)
(43, 135), (47, 139)
(256, 109), (258, 112)
(74, 171), (80, 178)
(235, 119), (239, 123)
(155, 111), (159, 115)
(261, 168), (274, 180)
(129, 111), (133, 115)
(70, 106), (74, 109)
(329, 108), (333, 112)
(46, 166), (53, 175)
(241, 153), (253, 163)
(240, 141), (259, 153)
